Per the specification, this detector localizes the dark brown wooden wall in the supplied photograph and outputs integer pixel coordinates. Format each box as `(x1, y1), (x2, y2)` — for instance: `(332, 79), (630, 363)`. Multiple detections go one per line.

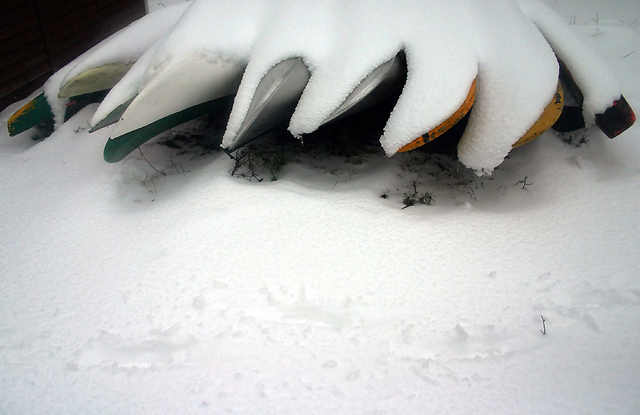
(0, 0), (146, 111)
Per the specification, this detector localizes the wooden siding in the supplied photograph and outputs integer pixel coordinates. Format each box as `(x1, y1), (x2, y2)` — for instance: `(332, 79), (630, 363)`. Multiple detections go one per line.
(0, 0), (146, 111)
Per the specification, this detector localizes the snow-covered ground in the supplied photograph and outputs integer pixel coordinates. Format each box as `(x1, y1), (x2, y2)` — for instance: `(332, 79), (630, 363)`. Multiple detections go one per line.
(1, 1), (639, 413)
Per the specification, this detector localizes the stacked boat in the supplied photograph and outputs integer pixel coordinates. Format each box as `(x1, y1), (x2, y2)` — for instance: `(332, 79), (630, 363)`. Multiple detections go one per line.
(5, 0), (636, 172)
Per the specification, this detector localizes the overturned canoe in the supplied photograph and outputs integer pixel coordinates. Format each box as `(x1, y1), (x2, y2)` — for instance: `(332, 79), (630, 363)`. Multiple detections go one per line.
(224, 53), (406, 152)
(103, 57), (246, 163)
(225, 57), (310, 152)
(7, 91), (108, 137)
(553, 60), (635, 137)
(7, 94), (54, 137)
(58, 63), (134, 99)
(513, 81), (564, 147)
(398, 78), (476, 153)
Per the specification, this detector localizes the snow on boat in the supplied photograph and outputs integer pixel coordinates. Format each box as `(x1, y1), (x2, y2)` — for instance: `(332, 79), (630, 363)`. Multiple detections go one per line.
(58, 63), (134, 99)
(3, 0), (636, 175)
(7, 62), (133, 137)
(398, 78), (476, 153)
(224, 53), (407, 152)
(514, 81), (564, 147)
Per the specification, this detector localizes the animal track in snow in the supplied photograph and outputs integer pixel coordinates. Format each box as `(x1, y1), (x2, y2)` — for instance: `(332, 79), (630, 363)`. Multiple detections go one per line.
(532, 272), (640, 333)
(71, 325), (197, 369)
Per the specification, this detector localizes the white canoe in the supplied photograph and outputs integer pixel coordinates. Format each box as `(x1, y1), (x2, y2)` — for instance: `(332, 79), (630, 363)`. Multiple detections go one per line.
(224, 53), (406, 151)
(103, 56), (245, 162)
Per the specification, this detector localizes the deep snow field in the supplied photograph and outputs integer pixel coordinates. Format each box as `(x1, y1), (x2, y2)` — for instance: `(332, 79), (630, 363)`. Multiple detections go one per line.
(1, 1), (640, 414)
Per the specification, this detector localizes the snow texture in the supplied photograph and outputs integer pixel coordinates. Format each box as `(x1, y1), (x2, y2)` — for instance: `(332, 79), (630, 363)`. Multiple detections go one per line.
(1, 1), (639, 414)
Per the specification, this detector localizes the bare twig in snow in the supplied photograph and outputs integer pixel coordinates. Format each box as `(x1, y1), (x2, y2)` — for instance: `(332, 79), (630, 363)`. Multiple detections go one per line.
(515, 175), (533, 189)
(138, 148), (165, 175)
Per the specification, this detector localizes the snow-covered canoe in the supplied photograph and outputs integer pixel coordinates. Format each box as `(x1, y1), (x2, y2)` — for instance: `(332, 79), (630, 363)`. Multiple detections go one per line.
(553, 61), (636, 138)
(7, 64), (133, 137)
(7, 91), (108, 137)
(102, 57), (245, 162)
(224, 53), (407, 152)
(58, 63), (134, 99)
(103, 53), (407, 162)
